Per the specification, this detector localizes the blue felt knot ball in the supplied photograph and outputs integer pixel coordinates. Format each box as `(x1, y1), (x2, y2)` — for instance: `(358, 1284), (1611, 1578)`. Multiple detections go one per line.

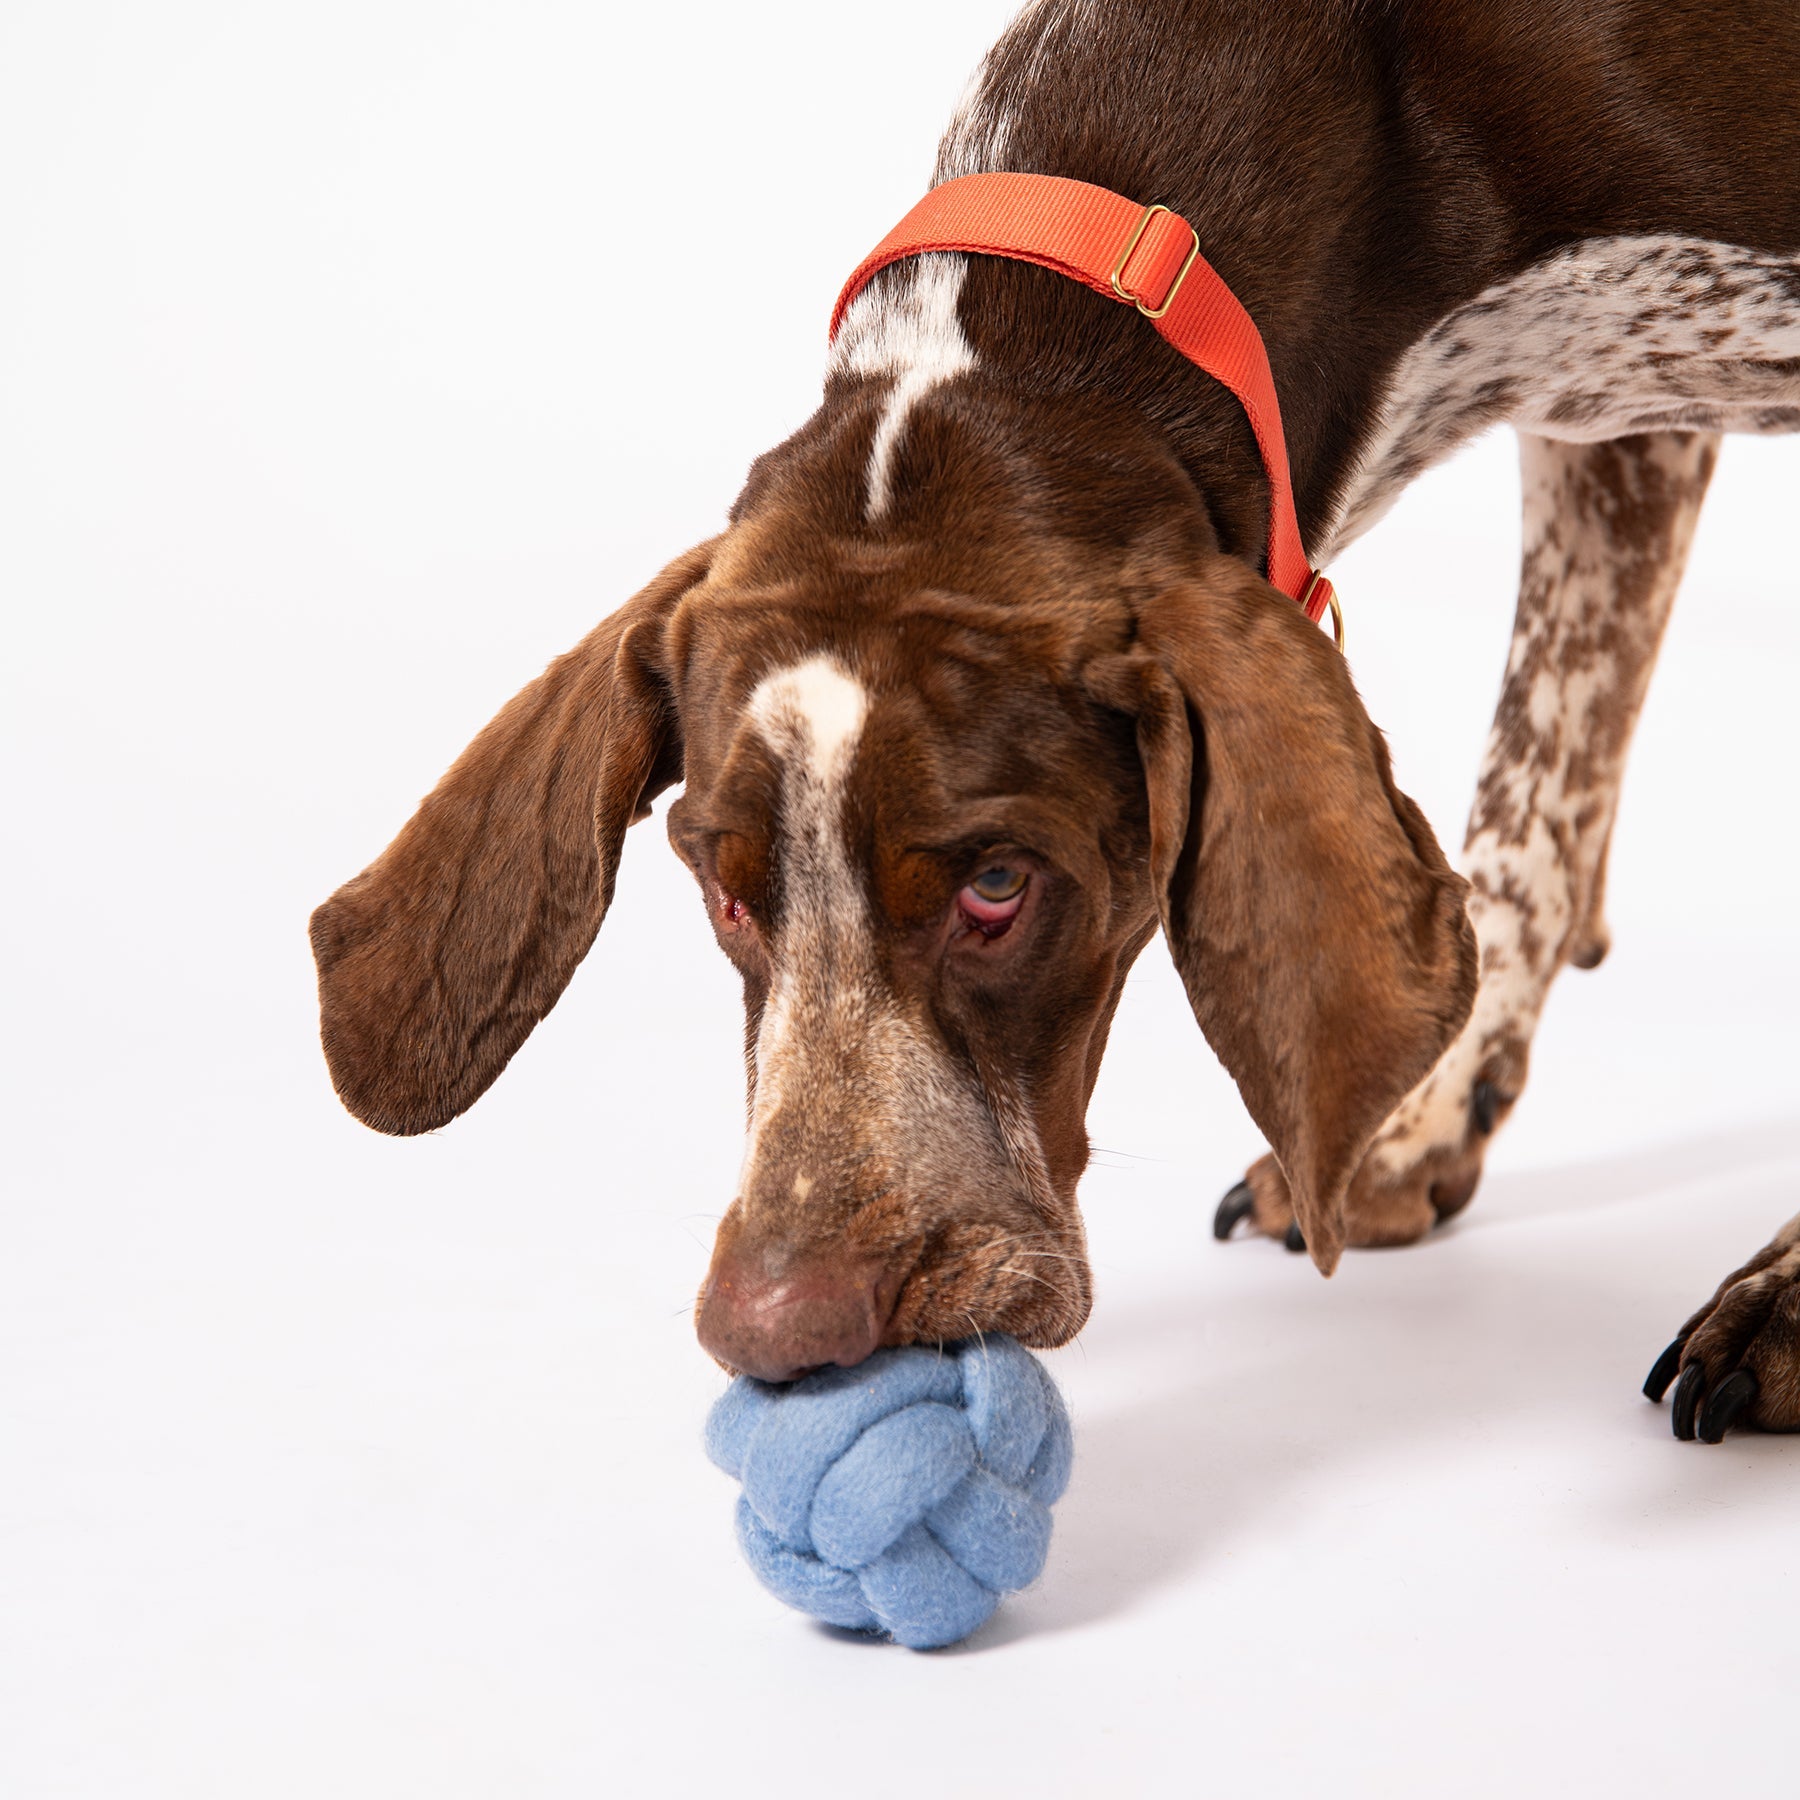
(705, 1336), (1072, 1650)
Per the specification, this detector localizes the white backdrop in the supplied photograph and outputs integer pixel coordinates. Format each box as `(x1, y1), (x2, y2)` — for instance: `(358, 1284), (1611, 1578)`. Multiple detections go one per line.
(4, 4), (1795, 1796)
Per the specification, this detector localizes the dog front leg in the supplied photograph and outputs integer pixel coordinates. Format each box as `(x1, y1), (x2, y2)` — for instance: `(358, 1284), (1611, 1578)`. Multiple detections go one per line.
(1219, 429), (1719, 1252)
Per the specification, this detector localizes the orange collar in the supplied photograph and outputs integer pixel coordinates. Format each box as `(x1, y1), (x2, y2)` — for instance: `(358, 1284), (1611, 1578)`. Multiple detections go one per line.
(831, 172), (1339, 641)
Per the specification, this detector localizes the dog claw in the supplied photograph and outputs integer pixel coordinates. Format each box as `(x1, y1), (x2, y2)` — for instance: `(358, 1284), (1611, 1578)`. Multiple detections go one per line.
(1671, 1362), (1706, 1441)
(1643, 1336), (1685, 1402)
(1470, 1080), (1501, 1136)
(1213, 1182), (1255, 1241)
(1284, 1222), (1306, 1254)
(1697, 1370), (1758, 1444)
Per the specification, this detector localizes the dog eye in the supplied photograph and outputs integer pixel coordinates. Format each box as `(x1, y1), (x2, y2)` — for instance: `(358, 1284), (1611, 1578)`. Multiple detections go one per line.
(969, 867), (1026, 903)
(959, 866), (1028, 933)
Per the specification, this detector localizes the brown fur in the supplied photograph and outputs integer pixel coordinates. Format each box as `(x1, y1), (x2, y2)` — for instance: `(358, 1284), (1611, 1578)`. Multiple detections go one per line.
(310, 541), (715, 1135)
(1229, 429), (1720, 1251)
(1086, 568), (1474, 1272)
(313, 388), (1474, 1351)
(312, 1), (1799, 1426)
(1670, 1216), (1800, 1433)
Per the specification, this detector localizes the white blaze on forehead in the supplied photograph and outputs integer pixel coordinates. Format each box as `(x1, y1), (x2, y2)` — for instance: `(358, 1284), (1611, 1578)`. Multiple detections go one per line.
(735, 652), (1015, 1220)
(745, 654), (868, 783)
(829, 253), (977, 520)
(739, 654), (871, 1172)
(734, 655), (1047, 1231)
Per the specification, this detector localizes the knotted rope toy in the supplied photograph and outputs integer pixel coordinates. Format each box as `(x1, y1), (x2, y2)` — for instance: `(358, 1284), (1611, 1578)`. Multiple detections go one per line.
(705, 1335), (1072, 1649)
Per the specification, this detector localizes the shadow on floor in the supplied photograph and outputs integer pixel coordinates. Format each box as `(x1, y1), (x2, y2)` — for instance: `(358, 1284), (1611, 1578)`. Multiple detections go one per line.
(963, 1120), (1800, 1651)
(1471, 1116), (1800, 1226)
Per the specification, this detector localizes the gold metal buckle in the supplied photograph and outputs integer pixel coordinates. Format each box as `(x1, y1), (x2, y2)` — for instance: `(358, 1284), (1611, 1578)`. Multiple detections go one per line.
(1109, 203), (1202, 320)
(1300, 571), (1346, 653)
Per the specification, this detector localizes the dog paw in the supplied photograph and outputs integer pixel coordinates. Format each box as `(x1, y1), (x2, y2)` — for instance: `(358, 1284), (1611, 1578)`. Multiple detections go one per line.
(1214, 1061), (1521, 1254)
(1213, 1156), (1312, 1251)
(1643, 1214), (1800, 1440)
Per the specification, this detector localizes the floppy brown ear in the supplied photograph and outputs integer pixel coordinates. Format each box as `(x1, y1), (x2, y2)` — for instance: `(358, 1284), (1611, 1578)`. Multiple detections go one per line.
(309, 540), (717, 1135)
(1091, 558), (1476, 1274)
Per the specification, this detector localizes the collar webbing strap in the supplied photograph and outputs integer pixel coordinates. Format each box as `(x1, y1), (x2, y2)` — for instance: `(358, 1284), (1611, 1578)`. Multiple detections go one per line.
(830, 171), (1336, 631)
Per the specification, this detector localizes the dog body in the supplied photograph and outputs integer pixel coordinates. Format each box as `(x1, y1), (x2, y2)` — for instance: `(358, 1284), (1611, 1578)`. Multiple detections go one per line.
(312, 1), (1800, 1437)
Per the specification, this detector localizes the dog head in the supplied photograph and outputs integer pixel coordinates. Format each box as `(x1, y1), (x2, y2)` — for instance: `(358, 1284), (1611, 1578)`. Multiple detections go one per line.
(311, 381), (1475, 1378)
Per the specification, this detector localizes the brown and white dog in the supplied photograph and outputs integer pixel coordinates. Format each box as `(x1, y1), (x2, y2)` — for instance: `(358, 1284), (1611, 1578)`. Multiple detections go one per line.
(310, 0), (1800, 1442)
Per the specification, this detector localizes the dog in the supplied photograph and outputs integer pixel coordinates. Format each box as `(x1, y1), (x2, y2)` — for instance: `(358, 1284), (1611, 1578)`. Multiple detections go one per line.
(309, 0), (1800, 1441)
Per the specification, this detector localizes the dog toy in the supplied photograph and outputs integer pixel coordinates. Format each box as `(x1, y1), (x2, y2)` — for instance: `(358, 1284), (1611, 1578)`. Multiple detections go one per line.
(705, 1335), (1071, 1649)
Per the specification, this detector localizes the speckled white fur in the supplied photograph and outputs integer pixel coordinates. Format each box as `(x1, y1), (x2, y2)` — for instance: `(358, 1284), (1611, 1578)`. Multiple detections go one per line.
(1328, 236), (1800, 556)
(1326, 242), (1797, 1191)
(1367, 432), (1717, 1181)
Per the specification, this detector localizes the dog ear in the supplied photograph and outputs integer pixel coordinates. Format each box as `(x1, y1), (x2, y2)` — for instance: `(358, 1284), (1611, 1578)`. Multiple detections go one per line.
(309, 540), (717, 1135)
(1088, 558), (1476, 1273)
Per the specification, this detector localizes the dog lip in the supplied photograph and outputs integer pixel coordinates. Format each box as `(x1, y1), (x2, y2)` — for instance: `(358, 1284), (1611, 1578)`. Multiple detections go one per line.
(879, 1234), (1092, 1352)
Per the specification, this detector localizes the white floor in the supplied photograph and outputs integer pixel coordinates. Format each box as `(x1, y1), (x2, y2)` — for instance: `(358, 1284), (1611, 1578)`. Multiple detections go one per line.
(4, 6), (1795, 1796)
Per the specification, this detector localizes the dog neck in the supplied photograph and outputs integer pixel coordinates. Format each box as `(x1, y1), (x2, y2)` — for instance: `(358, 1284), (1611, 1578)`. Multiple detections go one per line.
(843, 0), (1800, 567)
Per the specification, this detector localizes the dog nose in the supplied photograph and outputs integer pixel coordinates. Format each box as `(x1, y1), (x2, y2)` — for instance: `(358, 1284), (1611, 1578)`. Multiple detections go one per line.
(696, 1242), (893, 1383)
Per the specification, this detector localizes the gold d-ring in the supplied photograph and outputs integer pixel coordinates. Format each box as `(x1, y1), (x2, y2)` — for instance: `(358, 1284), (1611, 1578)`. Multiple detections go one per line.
(1109, 203), (1202, 320)
(1301, 572), (1345, 653)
